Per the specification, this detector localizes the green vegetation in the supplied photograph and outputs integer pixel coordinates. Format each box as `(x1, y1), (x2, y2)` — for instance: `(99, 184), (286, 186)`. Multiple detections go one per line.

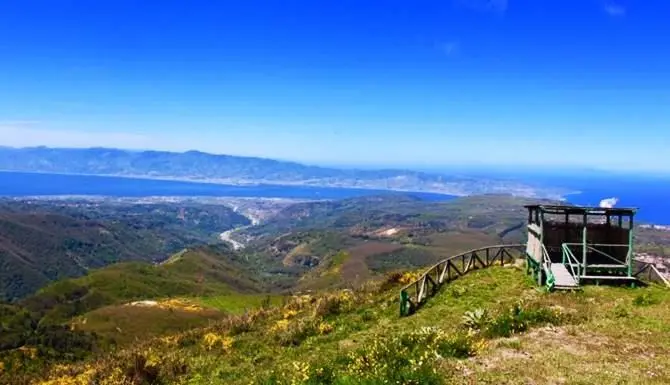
(6, 265), (669, 385)
(0, 199), (249, 301)
(21, 245), (263, 324)
(1, 194), (669, 383)
(195, 294), (283, 315)
(0, 245), (270, 378)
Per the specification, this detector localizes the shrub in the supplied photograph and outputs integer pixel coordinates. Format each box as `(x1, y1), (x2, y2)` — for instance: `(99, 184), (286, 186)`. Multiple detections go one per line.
(124, 354), (160, 385)
(612, 304), (630, 319)
(359, 309), (376, 322)
(313, 291), (354, 318)
(484, 302), (563, 338)
(272, 318), (320, 347)
(462, 308), (489, 331)
(341, 328), (467, 384)
(219, 310), (267, 335)
(633, 293), (659, 307)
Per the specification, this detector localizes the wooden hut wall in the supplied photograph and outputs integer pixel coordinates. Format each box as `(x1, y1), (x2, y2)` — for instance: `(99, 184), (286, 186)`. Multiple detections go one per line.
(541, 221), (630, 264)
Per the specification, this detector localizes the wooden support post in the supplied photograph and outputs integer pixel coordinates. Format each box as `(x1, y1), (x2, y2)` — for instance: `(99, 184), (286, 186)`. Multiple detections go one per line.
(628, 214), (634, 278)
(582, 213), (588, 277)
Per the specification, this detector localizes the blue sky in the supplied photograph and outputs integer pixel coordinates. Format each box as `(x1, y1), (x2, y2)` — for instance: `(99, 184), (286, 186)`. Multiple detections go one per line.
(1, 0), (669, 172)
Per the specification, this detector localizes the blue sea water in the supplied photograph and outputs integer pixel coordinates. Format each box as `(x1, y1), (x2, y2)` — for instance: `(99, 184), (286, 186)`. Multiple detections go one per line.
(1, 171), (668, 224)
(0, 171), (452, 202)
(508, 172), (670, 225)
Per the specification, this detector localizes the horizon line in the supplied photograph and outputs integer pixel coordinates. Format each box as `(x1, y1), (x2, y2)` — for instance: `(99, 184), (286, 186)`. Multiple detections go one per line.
(2, 144), (669, 177)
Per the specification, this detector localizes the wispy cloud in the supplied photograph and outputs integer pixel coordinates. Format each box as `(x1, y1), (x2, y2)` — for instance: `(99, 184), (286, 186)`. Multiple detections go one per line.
(455, 0), (508, 14)
(603, 3), (626, 17)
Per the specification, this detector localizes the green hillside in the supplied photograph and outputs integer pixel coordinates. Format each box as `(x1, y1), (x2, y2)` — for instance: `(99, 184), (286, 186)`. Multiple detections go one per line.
(0, 199), (250, 301)
(20, 245), (263, 324)
(1, 194), (669, 383)
(233, 195), (546, 291)
(242, 194), (548, 242)
(8, 264), (669, 385)
(0, 245), (268, 375)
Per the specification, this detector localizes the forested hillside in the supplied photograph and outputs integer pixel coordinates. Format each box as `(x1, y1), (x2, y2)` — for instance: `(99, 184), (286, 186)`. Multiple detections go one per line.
(0, 200), (249, 301)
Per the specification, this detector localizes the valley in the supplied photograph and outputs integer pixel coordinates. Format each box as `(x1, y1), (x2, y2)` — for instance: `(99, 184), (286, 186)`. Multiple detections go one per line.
(1, 193), (669, 384)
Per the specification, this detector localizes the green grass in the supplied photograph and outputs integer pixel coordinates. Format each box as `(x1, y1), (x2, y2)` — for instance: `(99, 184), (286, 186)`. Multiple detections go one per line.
(196, 294), (284, 315)
(75, 304), (225, 347)
(14, 262), (670, 385)
(18, 246), (263, 324)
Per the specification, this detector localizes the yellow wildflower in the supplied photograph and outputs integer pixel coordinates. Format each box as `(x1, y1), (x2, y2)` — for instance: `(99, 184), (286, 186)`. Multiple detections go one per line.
(270, 319), (290, 333)
(283, 309), (298, 319)
(291, 361), (310, 384)
(203, 333), (234, 351)
(221, 336), (235, 351)
(399, 272), (420, 284)
(317, 322), (334, 335)
(203, 332), (222, 350)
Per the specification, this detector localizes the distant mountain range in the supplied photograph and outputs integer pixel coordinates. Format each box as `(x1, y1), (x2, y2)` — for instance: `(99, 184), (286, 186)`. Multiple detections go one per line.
(0, 146), (568, 198)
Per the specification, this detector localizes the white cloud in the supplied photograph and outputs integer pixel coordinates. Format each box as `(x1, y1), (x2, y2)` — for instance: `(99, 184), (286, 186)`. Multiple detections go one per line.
(603, 3), (626, 17)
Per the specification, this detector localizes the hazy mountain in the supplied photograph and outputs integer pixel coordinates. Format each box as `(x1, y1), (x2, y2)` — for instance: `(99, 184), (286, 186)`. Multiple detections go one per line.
(0, 147), (568, 198)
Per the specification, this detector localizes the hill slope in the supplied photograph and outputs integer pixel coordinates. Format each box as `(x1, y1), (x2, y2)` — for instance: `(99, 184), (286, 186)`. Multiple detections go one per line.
(0, 199), (250, 301)
(8, 265), (669, 385)
(19, 245), (264, 324)
(0, 146), (568, 197)
(232, 195), (548, 288)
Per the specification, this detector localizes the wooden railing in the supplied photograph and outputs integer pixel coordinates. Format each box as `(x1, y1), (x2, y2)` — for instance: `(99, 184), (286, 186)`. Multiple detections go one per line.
(634, 260), (670, 287)
(561, 244), (581, 284)
(540, 244), (555, 290)
(399, 244), (525, 317)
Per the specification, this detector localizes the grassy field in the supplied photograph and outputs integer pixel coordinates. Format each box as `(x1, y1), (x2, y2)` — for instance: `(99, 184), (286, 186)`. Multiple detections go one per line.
(194, 294), (284, 315)
(16, 262), (670, 385)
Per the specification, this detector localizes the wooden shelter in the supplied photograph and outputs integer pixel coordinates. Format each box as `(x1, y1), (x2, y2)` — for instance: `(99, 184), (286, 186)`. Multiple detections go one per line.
(525, 204), (637, 290)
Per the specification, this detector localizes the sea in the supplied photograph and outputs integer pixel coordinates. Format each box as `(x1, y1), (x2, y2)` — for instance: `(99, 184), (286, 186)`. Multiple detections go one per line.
(1, 171), (668, 224)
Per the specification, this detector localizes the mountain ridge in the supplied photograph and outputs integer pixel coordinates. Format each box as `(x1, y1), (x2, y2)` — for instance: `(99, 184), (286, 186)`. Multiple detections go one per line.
(0, 146), (569, 198)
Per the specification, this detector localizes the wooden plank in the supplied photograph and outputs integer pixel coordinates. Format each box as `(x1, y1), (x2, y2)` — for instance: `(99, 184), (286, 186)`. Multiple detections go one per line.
(472, 252), (486, 269)
(448, 260), (462, 277)
(551, 263), (578, 288)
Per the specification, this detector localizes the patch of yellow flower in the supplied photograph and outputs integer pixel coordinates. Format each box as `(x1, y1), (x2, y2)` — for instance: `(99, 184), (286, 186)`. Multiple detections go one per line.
(338, 290), (355, 304)
(159, 334), (181, 346)
(0, 361), (4, 374)
(37, 367), (96, 385)
(270, 319), (290, 333)
(202, 333), (234, 351)
(345, 326), (481, 380)
(158, 298), (204, 312)
(290, 361), (310, 385)
(317, 321), (334, 335)
(283, 309), (298, 319)
(398, 271), (421, 285)
(285, 294), (314, 311)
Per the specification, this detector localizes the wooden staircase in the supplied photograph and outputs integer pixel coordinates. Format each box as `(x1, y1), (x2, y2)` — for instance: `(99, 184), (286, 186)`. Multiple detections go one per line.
(550, 263), (579, 290)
